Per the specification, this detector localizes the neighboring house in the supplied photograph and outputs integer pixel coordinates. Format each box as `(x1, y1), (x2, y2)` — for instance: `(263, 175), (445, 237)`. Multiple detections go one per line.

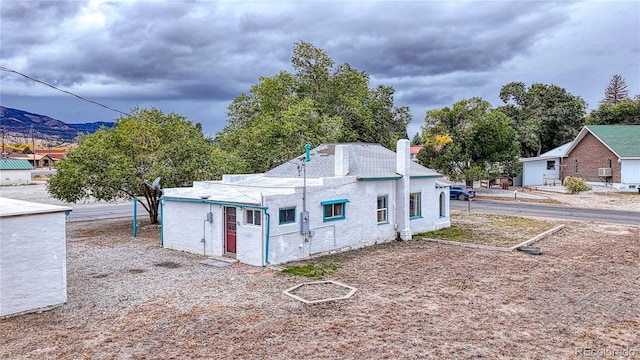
(7, 153), (54, 168)
(521, 142), (572, 187)
(0, 198), (71, 318)
(520, 125), (640, 191)
(410, 145), (423, 163)
(0, 159), (33, 185)
(562, 125), (640, 191)
(161, 140), (451, 266)
(35, 149), (67, 166)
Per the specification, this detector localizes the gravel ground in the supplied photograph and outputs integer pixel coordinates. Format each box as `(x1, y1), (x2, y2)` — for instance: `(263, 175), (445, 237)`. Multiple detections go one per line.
(1, 214), (639, 359)
(475, 185), (640, 211)
(1, 183), (638, 359)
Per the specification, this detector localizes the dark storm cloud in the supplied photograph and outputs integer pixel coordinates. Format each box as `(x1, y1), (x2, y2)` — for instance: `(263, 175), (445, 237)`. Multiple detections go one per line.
(1, 0), (638, 134)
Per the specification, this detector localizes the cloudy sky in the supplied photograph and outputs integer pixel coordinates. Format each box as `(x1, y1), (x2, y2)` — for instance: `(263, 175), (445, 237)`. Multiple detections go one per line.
(1, 0), (639, 138)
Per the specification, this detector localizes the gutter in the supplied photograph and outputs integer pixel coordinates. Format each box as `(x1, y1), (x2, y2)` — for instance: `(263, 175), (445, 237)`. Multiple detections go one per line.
(159, 197), (272, 265)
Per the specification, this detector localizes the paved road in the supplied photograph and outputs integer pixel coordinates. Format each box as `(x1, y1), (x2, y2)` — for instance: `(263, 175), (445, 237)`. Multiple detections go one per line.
(66, 203), (143, 222)
(1, 183), (142, 222)
(451, 198), (640, 226)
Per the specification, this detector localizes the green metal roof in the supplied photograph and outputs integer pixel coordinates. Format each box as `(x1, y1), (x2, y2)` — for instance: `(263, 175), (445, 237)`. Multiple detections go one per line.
(0, 159), (34, 170)
(586, 125), (640, 157)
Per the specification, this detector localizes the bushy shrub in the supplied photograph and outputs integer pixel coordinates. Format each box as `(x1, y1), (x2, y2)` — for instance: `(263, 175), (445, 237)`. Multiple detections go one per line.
(563, 176), (591, 194)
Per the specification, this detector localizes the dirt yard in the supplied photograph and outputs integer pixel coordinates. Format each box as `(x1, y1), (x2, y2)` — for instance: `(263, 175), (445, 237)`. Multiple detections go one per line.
(1, 214), (639, 359)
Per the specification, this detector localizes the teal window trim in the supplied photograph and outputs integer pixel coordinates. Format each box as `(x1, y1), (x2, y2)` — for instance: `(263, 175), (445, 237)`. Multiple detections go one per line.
(279, 207), (296, 225)
(321, 199), (350, 206)
(410, 216), (423, 220)
(409, 175), (443, 179)
(322, 199), (348, 222)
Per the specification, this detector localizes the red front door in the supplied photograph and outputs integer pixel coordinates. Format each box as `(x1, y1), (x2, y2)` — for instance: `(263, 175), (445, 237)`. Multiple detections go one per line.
(225, 207), (237, 254)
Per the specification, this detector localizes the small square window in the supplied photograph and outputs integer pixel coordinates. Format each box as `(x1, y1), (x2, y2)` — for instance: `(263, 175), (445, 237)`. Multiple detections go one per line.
(546, 160), (555, 170)
(245, 209), (261, 226)
(279, 207), (296, 225)
(321, 199), (348, 222)
(377, 196), (388, 223)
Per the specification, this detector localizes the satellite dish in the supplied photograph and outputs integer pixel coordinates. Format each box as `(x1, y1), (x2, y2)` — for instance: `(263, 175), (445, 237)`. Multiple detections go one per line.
(151, 176), (161, 190)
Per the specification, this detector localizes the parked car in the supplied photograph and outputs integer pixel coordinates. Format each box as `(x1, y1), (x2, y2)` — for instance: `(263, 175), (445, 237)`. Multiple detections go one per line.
(450, 186), (476, 200)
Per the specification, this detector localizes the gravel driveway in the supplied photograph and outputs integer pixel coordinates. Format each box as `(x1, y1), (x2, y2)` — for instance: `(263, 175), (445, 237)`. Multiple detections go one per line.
(1, 215), (638, 359)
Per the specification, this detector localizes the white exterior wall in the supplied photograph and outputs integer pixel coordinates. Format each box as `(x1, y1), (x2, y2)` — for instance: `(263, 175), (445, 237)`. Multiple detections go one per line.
(522, 159), (561, 187)
(409, 178), (451, 233)
(1, 212), (67, 317)
(162, 175), (450, 266)
(263, 177), (394, 265)
(621, 160), (640, 189)
(161, 199), (267, 266)
(0, 169), (31, 185)
(263, 176), (449, 265)
(235, 208), (265, 266)
(161, 201), (224, 256)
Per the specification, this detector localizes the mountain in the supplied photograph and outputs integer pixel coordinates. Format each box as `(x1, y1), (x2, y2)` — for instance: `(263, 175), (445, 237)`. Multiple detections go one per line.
(0, 106), (114, 141)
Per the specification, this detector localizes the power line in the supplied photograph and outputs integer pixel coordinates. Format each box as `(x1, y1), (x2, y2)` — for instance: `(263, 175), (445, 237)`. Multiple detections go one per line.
(0, 66), (131, 117)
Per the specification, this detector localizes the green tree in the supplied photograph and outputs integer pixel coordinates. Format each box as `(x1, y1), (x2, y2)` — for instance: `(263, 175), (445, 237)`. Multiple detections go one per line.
(498, 82), (586, 157)
(47, 108), (226, 223)
(603, 74), (629, 104)
(411, 132), (423, 145)
(587, 96), (640, 125)
(216, 41), (410, 173)
(418, 98), (520, 185)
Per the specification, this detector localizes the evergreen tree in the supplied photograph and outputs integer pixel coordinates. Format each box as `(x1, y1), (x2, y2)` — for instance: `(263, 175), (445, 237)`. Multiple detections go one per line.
(603, 74), (629, 104)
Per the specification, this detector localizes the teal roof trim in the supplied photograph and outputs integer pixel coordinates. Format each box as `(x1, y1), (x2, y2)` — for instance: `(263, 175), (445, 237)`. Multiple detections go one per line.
(320, 199), (350, 205)
(0, 159), (33, 170)
(586, 125), (640, 157)
(409, 175), (443, 179)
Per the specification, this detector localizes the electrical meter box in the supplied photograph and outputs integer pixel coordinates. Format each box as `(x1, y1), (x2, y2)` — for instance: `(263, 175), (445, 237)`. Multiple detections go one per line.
(300, 211), (310, 235)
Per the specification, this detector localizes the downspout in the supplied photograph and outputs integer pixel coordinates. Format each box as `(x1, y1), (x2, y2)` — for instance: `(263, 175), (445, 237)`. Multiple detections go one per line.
(264, 208), (271, 265)
(159, 198), (164, 246)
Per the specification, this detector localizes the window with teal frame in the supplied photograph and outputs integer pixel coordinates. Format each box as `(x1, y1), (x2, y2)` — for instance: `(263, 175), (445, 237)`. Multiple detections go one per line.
(410, 192), (422, 219)
(321, 199), (349, 222)
(279, 207), (296, 225)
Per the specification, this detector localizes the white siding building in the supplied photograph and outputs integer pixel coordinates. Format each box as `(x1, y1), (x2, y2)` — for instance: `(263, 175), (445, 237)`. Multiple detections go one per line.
(521, 142), (572, 187)
(161, 140), (451, 266)
(0, 159), (33, 186)
(0, 198), (71, 318)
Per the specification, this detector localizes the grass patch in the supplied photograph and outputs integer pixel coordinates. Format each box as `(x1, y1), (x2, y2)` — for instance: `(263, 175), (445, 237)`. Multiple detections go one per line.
(281, 263), (340, 279)
(414, 225), (473, 242)
(414, 212), (557, 247)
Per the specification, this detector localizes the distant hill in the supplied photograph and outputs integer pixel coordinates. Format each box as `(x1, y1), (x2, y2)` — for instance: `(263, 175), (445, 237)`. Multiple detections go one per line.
(0, 106), (114, 141)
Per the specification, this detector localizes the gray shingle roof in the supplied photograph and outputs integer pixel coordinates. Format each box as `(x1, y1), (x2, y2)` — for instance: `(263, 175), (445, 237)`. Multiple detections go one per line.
(265, 143), (442, 179)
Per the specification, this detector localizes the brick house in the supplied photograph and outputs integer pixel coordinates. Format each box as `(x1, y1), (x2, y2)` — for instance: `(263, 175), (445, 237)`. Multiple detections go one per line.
(561, 125), (640, 191)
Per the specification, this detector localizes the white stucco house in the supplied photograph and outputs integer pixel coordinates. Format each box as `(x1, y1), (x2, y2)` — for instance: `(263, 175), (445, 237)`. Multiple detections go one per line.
(520, 142), (572, 187)
(0, 159), (33, 186)
(160, 140), (451, 266)
(0, 198), (71, 318)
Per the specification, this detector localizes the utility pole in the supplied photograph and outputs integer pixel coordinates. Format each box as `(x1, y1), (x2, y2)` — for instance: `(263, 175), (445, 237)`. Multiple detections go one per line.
(1, 125), (6, 159)
(30, 125), (36, 167)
